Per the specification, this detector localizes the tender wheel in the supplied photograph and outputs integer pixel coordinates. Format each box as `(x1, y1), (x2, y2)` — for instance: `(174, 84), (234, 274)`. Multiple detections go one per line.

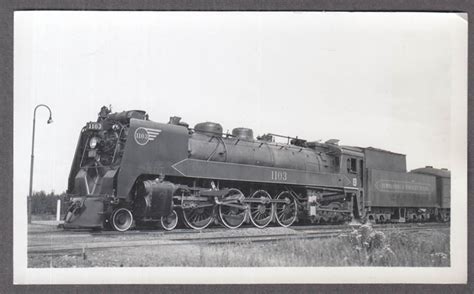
(160, 210), (179, 231)
(218, 188), (247, 229)
(111, 208), (133, 232)
(274, 191), (297, 227)
(182, 205), (214, 230)
(248, 190), (274, 228)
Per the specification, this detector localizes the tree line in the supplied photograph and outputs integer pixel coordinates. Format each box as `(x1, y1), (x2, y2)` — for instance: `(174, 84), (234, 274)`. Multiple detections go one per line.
(29, 191), (70, 215)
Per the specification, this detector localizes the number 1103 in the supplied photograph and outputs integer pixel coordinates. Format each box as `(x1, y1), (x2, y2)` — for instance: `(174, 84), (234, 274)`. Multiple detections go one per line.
(271, 170), (287, 181)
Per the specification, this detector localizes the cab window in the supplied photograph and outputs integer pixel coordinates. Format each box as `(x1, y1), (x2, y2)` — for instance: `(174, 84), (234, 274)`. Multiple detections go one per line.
(347, 158), (357, 173)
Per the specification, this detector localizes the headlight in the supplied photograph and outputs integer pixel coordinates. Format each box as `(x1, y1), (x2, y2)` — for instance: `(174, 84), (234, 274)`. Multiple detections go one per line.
(89, 137), (99, 149)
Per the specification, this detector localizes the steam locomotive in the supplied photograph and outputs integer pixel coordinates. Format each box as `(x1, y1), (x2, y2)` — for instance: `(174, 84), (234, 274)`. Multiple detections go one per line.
(64, 107), (450, 231)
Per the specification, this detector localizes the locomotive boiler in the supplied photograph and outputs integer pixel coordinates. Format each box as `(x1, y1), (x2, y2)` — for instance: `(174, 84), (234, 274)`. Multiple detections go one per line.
(64, 107), (450, 231)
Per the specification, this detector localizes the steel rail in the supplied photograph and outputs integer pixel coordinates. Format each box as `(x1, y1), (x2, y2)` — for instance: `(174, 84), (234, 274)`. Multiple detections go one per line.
(28, 221), (449, 238)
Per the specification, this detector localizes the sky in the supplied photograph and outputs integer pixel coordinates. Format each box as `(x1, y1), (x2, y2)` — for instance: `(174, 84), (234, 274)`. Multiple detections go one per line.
(14, 11), (467, 196)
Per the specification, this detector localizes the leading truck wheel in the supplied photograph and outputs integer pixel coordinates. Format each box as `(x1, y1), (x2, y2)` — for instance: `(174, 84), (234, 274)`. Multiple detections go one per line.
(160, 210), (179, 231)
(111, 208), (133, 232)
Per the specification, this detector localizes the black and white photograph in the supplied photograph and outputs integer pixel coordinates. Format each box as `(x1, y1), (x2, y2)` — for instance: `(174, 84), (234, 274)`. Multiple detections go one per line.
(13, 11), (467, 284)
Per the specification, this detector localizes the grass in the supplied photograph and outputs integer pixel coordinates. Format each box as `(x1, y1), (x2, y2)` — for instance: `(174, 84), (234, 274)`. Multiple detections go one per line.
(28, 224), (450, 268)
(183, 225), (450, 267)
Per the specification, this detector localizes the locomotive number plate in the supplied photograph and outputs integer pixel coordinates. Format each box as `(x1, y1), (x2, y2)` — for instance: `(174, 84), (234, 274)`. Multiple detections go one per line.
(86, 122), (102, 131)
(271, 170), (288, 181)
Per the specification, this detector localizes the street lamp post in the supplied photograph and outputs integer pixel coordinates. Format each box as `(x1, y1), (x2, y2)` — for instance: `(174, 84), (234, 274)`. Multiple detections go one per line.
(28, 104), (53, 224)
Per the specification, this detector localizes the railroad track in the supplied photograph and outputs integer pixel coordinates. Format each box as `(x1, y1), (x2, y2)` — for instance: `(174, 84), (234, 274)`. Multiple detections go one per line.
(29, 221), (447, 236)
(28, 222), (449, 256)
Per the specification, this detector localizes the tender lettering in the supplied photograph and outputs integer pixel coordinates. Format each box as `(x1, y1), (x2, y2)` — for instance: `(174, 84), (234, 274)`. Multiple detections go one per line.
(376, 180), (432, 194)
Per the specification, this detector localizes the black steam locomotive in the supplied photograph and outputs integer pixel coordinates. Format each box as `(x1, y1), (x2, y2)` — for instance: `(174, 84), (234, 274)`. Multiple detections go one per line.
(64, 107), (450, 231)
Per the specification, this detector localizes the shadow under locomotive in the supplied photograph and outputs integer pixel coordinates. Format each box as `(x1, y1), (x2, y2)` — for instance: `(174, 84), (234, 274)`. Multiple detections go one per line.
(63, 106), (450, 232)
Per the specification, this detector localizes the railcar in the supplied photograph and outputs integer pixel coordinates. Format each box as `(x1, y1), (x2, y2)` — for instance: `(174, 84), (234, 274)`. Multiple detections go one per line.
(64, 107), (450, 231)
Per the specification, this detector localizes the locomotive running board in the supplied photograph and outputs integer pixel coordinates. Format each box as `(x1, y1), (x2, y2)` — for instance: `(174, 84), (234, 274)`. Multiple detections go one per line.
(172, 158), (353, 187)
